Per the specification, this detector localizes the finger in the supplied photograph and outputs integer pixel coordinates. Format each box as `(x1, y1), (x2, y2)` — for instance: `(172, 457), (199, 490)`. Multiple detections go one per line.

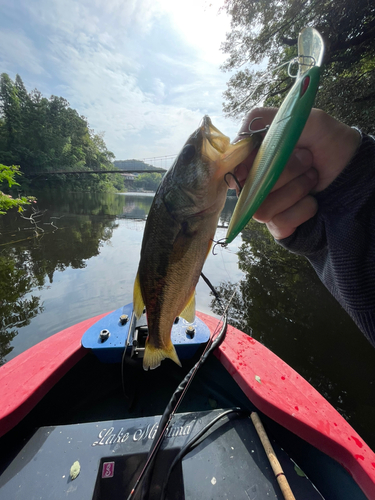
(230, 147), (312, 193)
(253, 168), (318, 223)
(271, 149), (313, 192)
(231, 106), (314, 193)
(266, 195), (318, 240)
(296, 109), (361, 191)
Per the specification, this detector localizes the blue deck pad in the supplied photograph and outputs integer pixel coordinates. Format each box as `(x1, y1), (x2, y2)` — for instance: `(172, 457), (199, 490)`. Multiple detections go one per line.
(81, 303), (211, 363)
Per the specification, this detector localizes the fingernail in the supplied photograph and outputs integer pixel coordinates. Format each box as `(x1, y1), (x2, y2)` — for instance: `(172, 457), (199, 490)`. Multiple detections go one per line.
(294, 149), (312, 168)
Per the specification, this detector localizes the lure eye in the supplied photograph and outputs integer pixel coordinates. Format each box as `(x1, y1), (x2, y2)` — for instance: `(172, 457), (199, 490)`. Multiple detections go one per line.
(181, 144), (196, 162)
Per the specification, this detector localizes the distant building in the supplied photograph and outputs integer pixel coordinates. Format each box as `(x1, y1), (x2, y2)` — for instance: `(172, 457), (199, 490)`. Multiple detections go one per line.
(121, 173), (136, 181)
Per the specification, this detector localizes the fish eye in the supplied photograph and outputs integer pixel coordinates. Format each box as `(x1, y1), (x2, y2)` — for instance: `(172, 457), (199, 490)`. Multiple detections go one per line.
(181, 144), (196, 162)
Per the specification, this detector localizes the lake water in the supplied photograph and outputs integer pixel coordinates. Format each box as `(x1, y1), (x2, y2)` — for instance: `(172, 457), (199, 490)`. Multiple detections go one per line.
(1, 189), (374, 449)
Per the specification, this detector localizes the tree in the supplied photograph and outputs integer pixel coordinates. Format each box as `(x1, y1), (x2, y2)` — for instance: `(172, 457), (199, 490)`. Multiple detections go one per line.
(0, 73), (22, 153)
(0, 73), (120, 191)
(133, 172), (162, 191)
(221, 0), (375, 133)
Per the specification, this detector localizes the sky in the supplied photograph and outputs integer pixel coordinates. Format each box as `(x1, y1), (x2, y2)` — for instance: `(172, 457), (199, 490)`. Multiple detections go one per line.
(0, 0), (243, 166)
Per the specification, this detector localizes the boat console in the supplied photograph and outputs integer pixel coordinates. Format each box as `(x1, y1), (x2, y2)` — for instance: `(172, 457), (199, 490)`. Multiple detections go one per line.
(0, 409), (323, 499)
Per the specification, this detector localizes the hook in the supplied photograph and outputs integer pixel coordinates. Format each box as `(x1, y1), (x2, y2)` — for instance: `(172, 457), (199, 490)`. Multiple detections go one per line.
(288, 55), (316, 77)
(299, 55), (316, 67)
(211, 238), (228, 255)
(238, 117), (269, 137)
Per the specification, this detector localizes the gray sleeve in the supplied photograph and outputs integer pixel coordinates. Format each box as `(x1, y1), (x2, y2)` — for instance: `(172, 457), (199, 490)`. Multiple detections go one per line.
(277, 132), (375, 346)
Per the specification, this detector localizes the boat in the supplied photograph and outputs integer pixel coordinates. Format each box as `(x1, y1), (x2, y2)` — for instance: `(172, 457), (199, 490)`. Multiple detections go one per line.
(0, 304), (374, 499)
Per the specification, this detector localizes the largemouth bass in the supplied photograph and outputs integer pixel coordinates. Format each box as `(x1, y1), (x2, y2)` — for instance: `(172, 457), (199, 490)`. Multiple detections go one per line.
(133, 116), (258, 370)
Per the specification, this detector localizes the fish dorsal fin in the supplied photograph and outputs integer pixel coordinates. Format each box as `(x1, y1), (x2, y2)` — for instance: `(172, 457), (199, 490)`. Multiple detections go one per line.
(179, 291), (196, 323)
(133, 271), (145, 319)
(143, 339), (182, 371)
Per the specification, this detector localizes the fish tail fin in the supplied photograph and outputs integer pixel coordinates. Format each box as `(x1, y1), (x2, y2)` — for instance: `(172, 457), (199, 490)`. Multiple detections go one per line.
(143, 339), (182, 371)
(133, 271), (145, 319)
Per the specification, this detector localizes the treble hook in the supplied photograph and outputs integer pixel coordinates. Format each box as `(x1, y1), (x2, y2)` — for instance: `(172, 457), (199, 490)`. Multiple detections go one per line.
(238, 117), (269, 136)
(211, 237), (228, 255)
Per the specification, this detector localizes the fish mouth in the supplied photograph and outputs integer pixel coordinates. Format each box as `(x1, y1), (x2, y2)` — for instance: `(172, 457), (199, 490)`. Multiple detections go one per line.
(202, 116), (231, 154)
(201, 116), (256, 177)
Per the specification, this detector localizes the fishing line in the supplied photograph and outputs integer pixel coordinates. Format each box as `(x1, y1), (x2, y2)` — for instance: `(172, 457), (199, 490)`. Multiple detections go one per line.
(120, 311), (137, 404)
(127, 275), (234, 500)
(231, 59), (293, 113)
(231, 55), (315, 113)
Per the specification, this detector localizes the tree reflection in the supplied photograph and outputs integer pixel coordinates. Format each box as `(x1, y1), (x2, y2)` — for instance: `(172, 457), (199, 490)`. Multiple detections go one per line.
(0, 254), (43, 364)
(0, 196), (120, 363)
(212, 219), (318, 341)
(119, 196), (154, 220)
(212, 219), (364, 368)
(211, 219), (375, 448)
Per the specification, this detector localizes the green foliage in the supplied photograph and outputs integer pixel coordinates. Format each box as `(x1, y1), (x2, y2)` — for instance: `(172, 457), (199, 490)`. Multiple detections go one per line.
(0, 73), (119, 191)
(133, 172), (162, 191)
(222, 0), (375, 132)
(0, 163), (33, 215)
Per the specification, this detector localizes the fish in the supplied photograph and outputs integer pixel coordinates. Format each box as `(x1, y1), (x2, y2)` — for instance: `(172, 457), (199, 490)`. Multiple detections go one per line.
(133, 116), (259, 370)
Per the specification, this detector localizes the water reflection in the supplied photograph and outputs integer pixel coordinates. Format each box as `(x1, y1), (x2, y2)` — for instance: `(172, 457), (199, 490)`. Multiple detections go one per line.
(0, 253), (43, 363)
(0, 192), (236, 364)
(0, 190), (374, 449)
(0, 192), (122, 363)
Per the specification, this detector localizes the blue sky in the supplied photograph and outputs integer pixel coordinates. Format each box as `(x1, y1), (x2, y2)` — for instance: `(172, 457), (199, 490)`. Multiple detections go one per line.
(0, 0), (242, 164)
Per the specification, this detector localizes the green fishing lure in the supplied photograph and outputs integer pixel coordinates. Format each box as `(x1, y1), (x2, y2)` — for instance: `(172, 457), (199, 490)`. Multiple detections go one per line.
(226, 27), (325, 243)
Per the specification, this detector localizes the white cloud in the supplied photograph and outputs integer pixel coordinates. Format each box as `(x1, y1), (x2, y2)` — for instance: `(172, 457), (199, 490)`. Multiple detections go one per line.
(0, 29), (45, 75)
(156, 0), (230, 64)
(0, 0), (242, 161)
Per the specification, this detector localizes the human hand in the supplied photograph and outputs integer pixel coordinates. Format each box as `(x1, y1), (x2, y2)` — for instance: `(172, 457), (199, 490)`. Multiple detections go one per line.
(230, 107), (361, 239)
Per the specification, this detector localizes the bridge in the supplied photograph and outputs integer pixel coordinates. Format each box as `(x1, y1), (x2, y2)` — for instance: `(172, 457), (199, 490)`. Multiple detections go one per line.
(25, 153), (177, 177)
(26, 169), (167, 177)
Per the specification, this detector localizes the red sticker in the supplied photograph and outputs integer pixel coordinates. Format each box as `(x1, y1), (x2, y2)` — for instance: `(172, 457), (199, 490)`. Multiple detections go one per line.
(300, 75), (310, 97)
(102, 461), (115, 478)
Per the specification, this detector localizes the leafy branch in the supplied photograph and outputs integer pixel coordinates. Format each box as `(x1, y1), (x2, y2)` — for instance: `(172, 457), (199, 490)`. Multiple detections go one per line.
(0, 164), (35, 215)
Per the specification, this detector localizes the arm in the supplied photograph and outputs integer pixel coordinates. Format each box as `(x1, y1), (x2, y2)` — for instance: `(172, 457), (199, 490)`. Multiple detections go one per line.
(279, 132), (375, 346)
(231, 108), (375, 345)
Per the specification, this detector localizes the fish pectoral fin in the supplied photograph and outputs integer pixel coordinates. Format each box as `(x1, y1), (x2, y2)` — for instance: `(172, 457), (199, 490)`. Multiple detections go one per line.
(179, 292), (196, 323)
(143, 339), (182, 371)
(133, 271), (145, 319)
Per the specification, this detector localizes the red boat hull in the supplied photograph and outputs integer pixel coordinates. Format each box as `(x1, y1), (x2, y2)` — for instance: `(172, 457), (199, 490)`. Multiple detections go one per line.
(1, 310), (374, 498)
